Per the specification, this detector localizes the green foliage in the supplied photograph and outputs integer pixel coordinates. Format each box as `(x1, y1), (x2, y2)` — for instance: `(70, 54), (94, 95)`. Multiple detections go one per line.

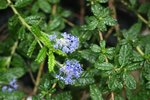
(1, 0), (150, 99)
(48, 51), (55, 72)
(90, 84), (103, 100)
(0, 0), (8, 9)
(15, 0), (33, 8)
(35, 47), (47, 63)
(38, 0), (51, 13)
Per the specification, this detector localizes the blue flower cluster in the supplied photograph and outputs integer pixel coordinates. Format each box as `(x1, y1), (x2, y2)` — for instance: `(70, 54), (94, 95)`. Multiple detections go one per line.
(56, 59), (83, 84)
(49, 32), (79, 53)
(2, 79), (18, 92)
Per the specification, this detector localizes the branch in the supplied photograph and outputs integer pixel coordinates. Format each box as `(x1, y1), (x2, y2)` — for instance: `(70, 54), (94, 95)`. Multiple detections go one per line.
(32, 61), (45, 95)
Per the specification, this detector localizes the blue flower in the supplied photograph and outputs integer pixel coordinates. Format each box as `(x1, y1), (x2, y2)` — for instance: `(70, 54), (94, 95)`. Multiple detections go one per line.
(49, 32), (79, 53)
(56, 59), (83, 85)
(1, 78), (18, 92)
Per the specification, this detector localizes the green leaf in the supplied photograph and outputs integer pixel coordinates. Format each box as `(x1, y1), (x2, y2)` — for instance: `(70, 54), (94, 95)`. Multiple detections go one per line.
(35, 47), (47, 63)
(52, 92), (72, 100)
(104, 16), (117, 26)
(108, 78), (123, 90)
(48, 17), (62, 31)
(118, 44), (132, 66)
(25, 15), (44, 25)
(0, 91), (25, 100)
(11, 54), (26, 68)
(48, 51), (55, 72)
(123, 74), (136, 89)
(90, 85), (103, 100)
(0, 0), (8, 9)
(15, 0), (32, 8)
(38, 0), (51, 13)
(74, 77), (95, 86)
(74, 70), (95, 86)
(27, 40), (37, 57)
(91, 4), (103, 17)
(129, 0), (137, 7)
(90, 44), (100, 52)
(17, 26), (26, 40)
(95, 62), (114, 70)
(127, 63), (140, 71)
(138, 3), (150, 13)
(97, 21), (107, 31)
(79, 50), (98, 63)
(0, 67), (25, 82)
(86, 17), (99, 30)
(31, 26), (52, 47)
(123, 22), (142, 41)
(100, 40), (106, 49)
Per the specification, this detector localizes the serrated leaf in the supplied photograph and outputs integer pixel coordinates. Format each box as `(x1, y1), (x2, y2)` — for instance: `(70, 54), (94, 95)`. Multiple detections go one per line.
(90, 44), (100, 52)
(17, 26), (26, 40)
(52, 92), (72, 100)
(38, 0), (51, 13)
(27, 40), (37, 57)
(108, 78), (123, 90)
(74, 77), (95, 86)
(90, 85), (103, 100)
(31, 26), (52, 47)
(53, 49), (66, 56)
(35, 47), (47, 63)
(25, 15), (44, 25)
(15, 0), (32, 8)
(123, 74), (136, 89)
(95, 62), (114, 70)
(0, 0), (8, 9)
(48, 51), (55, 72)
(104, 16), (117, 26)
(86, 17), (99, 30)
(127, 63), (140, 71)
(91, 4), (103, 17)
(97, 21), (107, 31)
(119, 44), (132, 66)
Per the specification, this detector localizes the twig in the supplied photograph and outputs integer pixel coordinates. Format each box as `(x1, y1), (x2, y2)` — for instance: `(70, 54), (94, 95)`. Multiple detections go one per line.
(107, 0), (120, 40)
(98, 31), (103, 40)
(104, 27), (114, 39)
(121, 0), (150, 27)
(28, 68), (36, 85)
(110, 92), (114, 100)
(63, 18), (75, 27)
(32, 61), (45, 95)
